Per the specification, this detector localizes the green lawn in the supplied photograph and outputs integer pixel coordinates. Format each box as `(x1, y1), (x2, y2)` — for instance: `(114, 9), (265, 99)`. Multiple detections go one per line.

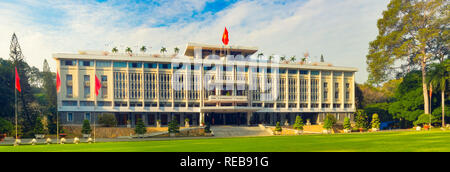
(1, 130), (450, 152)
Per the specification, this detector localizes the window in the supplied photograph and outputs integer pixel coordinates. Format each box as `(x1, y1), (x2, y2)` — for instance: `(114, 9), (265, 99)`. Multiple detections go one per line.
(85, 113), (91, 121)
(159, 63), (171, 69)
(84, 75), (90, 98)
(101, 75), (108, 98)
(289, 70), (297, 74)
(311, 71), (320, 75)
(63, 60), (76, 66)
(66, 75), (72, 81)
(300, 70), (308, 75)
(114, 62), (127, 68)
(67, 113), (73, 122)
(67, 87), (73, 97)
(144, 63), (157, 68)
(80, 60), (93, 67)
(335, 82), (339, 100)
(96, 61), (111, 67)
(80, 101), (94, 106)
(129, 62), (142, 68)
(62, 101), (77, 106)
(101, 75), (107, 82)
(66, 74), (73, 98)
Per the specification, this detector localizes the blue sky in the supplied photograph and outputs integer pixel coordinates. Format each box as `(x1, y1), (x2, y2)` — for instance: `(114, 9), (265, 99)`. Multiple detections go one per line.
(0, 0), (390, 83)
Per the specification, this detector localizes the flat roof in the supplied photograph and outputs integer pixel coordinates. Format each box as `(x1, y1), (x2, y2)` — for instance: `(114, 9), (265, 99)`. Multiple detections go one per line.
(184, 42), (258, 57)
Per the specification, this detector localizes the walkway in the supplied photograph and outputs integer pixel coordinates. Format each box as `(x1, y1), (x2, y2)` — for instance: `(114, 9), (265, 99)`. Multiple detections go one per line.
(210, 126), (273, 137)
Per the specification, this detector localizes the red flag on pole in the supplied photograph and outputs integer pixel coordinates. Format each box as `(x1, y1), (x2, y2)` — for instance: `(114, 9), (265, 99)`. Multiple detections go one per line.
(429, 83), (432, 98)
(15, 67), (21, 92)
(95, 75), (102, 96)
(222, 27), (229, 46)
(56, 70), (61, 93)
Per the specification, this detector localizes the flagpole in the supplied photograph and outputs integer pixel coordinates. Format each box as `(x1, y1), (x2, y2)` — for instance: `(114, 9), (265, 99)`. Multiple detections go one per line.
(57, 90), (59, 144)
(15, 67), (18, 141)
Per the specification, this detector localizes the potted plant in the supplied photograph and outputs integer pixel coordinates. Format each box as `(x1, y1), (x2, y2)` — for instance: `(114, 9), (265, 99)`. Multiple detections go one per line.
(156, 119), (161, 128)
(355, 110), (368, 133)
(323, 114), (336, 134)
(34, 116), (46, 139)
(168, 117), (179, 137)
(274, 122), (282, 135)
(306, 118), (311, 126)
(81, 119), (92, 138)
(204, 122), (213, 136)
(127, 120), (131, 128)
(185, 118), (190, 128)
(134, 118), (146, 138)
(371, 113), (380, 132)
(59, 128), (67, 138)
(293, 116), (304, 135)
(343, 117), (352, 133)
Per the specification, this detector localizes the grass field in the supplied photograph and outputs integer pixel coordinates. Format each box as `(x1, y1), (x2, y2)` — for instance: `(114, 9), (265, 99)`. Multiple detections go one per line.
(1, 130), (450, 152)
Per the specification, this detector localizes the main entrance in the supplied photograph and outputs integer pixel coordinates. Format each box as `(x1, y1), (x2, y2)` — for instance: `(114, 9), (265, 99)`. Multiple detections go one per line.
(206, 113), (248, 126)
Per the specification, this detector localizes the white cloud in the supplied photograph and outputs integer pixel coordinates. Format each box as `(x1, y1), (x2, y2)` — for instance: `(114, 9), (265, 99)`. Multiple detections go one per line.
(0, 0), (389, 83)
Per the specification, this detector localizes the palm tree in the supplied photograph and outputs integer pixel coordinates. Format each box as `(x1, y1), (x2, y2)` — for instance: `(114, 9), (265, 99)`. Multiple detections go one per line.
(280, 56), (286, 63)
(290, 55), (296, 63)
(125, 47), (132, 56)
(427, 59), (450, 127)
(160, 47), (167, 54)
(140, 46), (147, 54)
(268, 55), (274, 63)
(257, 53), (264, 61)
(112, 47), (118, 54)
(174, 47), (180, 54)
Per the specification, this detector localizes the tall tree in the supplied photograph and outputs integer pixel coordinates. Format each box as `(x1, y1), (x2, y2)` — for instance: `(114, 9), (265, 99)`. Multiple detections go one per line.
(427, 59), (450, 127)
(42, 59), (57, 133)
(9, 33), (39, 137)
(366, 0), (447, 114)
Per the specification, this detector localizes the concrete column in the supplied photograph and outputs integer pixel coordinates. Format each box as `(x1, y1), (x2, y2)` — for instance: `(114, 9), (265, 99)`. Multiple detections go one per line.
(199, 113), (204, 126)
(180, 113), (184, 126)
(247, 112), (252, 126)
(131, 113), (135, 126)
(270, 113), (274, 125)
(142, 114), (148, 126)
(259, 113), (264, 124)
(281, 114), (286, 125)
(223, 114), (226, 125)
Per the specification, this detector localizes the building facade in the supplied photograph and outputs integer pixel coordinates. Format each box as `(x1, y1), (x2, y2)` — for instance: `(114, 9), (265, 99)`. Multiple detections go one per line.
(54, 43), (357, 127)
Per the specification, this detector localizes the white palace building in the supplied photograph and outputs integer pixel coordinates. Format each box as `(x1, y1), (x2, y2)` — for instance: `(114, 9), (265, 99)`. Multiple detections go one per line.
(54, 42), (357, 127)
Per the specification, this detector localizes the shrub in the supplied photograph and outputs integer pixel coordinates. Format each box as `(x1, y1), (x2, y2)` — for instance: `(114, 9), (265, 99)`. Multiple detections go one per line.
(98, 113), (117, 127)
(371, 113), (380, 129)
(323, 114), (336, 130)
(275, 122), (282, 132)
(135, 118), (146, 135)
(355, 110), (369, 130)
(414, 114), (438, 127)
(81, 119), (92, 134)
(293, 116), (304, 130)
(0, 117), (13, 135)
(343, 117), (352, 130)
(204, 122), (211, 133)
(168, 117), (180, 133)
(34, 116), (46, 134)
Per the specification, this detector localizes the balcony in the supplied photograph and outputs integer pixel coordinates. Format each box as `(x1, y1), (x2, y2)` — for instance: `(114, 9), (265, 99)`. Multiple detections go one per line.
(206, 95), (248, 103)
(66, 81), (73, 86)
(208, 79), (247, 85)
(102, 81), (107, 87)
(84, 81), (90, 87)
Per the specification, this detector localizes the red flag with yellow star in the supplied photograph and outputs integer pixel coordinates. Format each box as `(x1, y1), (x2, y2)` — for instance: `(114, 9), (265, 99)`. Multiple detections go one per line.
(222, 27), (229, 45)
